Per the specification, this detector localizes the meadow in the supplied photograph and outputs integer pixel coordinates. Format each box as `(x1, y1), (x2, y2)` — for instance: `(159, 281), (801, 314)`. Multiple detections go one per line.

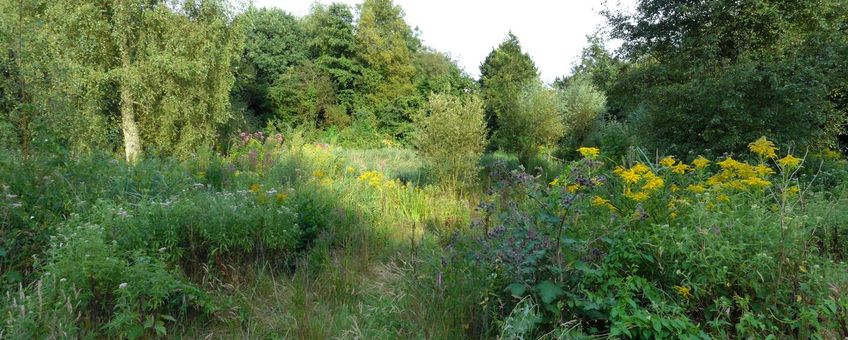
(3, 0), (848, 338)
(2, 130), (847, 338)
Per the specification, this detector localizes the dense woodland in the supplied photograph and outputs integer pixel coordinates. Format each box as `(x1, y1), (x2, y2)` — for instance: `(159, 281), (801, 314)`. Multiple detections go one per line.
(1, 0), (848, 338)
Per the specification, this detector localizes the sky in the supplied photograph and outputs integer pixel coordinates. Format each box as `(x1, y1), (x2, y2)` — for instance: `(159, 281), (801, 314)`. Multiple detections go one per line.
(251, 0), (636, 83)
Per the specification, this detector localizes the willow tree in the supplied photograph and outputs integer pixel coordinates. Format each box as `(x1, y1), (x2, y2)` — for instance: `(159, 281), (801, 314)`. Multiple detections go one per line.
(44, 0), (241, 161)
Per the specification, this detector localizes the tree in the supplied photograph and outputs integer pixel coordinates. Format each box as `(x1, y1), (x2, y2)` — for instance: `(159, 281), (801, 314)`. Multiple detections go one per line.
(43, 0), (241, 160)
(557, 76), (607, 150)
(413, 94), (487, 191)
(495, 82), (565, 161)
(605, 0), (848, 156)
(356, 0), (419, 137)
(303, 3), (364, 120)
(233, 8), (306, 121)
(268, 61), (338, 127)
(0, 0), (75, 157)
(554, 34), (623, 118)
(479, 33), (538, 134)
(413, 49), (476, 98)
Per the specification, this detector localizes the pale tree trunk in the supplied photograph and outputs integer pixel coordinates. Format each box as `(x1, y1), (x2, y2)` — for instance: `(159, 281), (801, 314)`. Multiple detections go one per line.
(117, 3), (141, 163)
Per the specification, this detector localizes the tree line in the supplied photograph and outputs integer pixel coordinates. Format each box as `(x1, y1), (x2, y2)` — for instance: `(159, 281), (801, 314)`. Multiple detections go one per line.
(1, 0), (846, 161)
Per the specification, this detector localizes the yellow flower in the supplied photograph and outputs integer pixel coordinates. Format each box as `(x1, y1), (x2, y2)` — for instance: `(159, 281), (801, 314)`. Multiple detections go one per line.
(313, 170), (325, 179)
(753, 164), (775, 177)
(641, 173), (665, 192)
(692, 156), (710, 170)
(741, 176), (771, 188)
(614, 167), (641, 184)
(591, 196), (609, 206)
(687, 184), (706, 194)
(275, 192), (288, 204)
(717, 157), (743, 170)
(625, 191), (650, 202)
(577, 147), (600, 158)
(566, 184), (581, 193)
(358, 171), (384, 188)
(249, 183), (261, 193)
(671, 162), (690, 175)
(591, 196), (617, 212)
(748, 136), (778, 159)
(717, 194), (730, 202)
(673, 285), (693, 299)
(821, 148), (841, 160)
(346, 166), (356, 174)
(383, 179), (398, 190)
(631, 163), (651, 175)
(783, 185), (800, 198)
(660, 156), (676, 168)
(777, 154), (802, 169)
(550, 178), (562, 187)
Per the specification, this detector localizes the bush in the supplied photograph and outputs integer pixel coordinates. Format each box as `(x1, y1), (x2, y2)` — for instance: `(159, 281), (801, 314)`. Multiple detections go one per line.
(557, 76), (607, 150)
(586, 119), (638, 162)
(494, 82), (565, 162)
(413, 94), (487, 191)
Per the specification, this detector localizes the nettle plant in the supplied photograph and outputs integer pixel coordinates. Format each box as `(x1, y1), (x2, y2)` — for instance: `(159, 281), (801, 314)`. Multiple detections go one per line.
(475, 138), (848, 338)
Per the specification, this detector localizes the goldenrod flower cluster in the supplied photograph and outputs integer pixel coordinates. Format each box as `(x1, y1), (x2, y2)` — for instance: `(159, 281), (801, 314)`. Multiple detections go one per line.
(357, 170), (402, 190)
(358, 171), (385, 188)
(561, 138), (805, 221)
(748, 136), (778, 159)
(673, 285), (693, 299)
(614, 163), (664, 202)
(577, 147), (600, 159)
(591, 196), (617, 212)
(777, 154), (801, 169)
(707, 157), (773, 190)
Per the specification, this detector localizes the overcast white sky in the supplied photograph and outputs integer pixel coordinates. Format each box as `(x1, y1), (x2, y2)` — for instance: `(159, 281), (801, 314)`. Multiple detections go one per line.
(252, 0), (636, 83)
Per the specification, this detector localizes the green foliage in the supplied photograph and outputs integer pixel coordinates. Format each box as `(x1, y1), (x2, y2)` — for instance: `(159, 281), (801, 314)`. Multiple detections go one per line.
(479, 32), (539, 133)
(356, 0), (421, 138)
(32, 0), (243, 158)
(494, 82), (565, 161)
(587, 119), (638, 161)
(557, 76), (607, 151)
(268, 61), (338, 127)
(413, 49), (477, 97)
(472, 142), (848, 338)
(4, 223), (215, 339)
(606, 0), (848, 156)
(233, 8), (307, 119)
(304, 3), (364, 119)
(413, 94), (487, 191)
(0, 0), (88, 156)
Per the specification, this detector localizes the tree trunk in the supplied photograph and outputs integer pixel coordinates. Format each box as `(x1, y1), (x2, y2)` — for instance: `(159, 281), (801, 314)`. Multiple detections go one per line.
(118, 8), (141, 163)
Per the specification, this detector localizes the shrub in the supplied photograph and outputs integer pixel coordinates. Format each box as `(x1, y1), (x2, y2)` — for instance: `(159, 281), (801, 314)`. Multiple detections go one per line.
(587, 119), (638, 162)
(557, 76), (607, 150)
(413, 94), (487, 191)
(494, 82), (565, 162)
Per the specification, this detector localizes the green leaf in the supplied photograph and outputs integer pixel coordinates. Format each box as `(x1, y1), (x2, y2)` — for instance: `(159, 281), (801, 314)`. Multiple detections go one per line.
(506, 283), (527, 297)
(535, 280), (563, 304)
